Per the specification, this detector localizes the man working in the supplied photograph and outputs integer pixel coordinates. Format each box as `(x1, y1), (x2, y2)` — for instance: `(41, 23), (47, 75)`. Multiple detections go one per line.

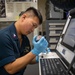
(0, 7), (48, 75)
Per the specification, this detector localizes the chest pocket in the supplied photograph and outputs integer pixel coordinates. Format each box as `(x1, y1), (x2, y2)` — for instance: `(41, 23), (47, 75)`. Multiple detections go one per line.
(12, 41), (20, 58)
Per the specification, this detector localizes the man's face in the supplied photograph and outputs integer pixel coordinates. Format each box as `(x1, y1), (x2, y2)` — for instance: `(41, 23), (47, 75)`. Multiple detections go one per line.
(20, 16), (39, 35)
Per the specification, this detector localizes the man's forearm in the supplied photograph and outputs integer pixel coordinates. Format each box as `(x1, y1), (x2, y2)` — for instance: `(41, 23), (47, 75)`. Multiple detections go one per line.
(29, 57), (37, 64)
(4, 52), (36, 74)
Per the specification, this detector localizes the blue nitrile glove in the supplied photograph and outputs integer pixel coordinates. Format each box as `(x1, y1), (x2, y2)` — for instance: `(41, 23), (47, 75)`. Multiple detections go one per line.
(31, 36), (48, 56)
(36, 56), (39, 63)
(36, 48), (51, 62)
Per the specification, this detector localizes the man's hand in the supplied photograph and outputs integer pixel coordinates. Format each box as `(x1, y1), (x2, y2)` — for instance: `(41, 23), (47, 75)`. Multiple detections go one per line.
(31, 36), (48, 56)
(36, 48), (50, 62)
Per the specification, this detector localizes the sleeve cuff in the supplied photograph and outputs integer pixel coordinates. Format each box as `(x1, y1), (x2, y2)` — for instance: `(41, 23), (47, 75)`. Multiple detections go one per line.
(0, 56), (16, 67)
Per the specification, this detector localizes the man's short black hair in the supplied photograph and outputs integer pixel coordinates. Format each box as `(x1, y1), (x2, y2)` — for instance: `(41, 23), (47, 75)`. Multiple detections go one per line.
(19, 7), (43, 24)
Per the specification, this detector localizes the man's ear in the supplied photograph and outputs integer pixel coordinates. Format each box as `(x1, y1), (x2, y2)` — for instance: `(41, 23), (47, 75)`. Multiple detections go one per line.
(20, 14), (27, 22)
(22, 14), (26, 19)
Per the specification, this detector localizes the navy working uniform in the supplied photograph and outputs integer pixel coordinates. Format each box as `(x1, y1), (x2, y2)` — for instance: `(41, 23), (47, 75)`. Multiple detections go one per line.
(0, 22), (31, 75)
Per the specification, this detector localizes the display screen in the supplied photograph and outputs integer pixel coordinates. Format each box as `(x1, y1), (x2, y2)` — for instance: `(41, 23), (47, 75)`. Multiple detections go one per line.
(61, 18), (75, 51)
